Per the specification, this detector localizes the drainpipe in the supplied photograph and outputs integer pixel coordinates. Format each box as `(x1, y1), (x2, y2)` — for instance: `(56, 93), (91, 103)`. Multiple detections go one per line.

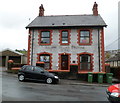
(98, 29), (101, 72)
(31, 30), (34, 66)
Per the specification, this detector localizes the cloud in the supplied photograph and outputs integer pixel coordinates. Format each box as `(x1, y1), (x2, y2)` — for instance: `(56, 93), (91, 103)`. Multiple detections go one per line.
(0, 12), (27, 29)
(0, 0), (119, 50)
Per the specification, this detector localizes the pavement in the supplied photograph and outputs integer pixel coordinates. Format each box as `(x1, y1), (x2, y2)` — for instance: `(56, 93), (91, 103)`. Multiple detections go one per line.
(60, 79), (113, 87)
(1, 67), (119, 87)
(58, 79), (117, 87)
(2, 71), (113, 87)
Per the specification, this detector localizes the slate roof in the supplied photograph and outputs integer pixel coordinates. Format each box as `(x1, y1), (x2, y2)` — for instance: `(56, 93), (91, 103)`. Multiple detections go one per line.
(0, 48), (24, 56)
(106, 53), (120, 62)
(26, 14), (107, 28)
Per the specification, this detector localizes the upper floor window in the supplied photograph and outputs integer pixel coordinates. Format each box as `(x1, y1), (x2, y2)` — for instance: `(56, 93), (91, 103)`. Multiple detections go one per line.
(80, 31), (90, 43)
(61, 31), (69, 43)
(78, 30), (92, 45)
(39, 30), (52, 45)
(41, 31), (50, 44)
(59, 30), (70, 45)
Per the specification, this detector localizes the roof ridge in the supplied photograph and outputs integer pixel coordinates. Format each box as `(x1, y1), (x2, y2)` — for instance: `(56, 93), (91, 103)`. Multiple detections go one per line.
(26, 14), (107, 28)
(0, 48), (24, 56)
(38, 14), (98, 17)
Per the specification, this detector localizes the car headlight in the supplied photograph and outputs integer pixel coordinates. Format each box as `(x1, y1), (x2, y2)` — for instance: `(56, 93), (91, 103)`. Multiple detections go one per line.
(111, 92), (119, 97)
(54, 76), (58, 79)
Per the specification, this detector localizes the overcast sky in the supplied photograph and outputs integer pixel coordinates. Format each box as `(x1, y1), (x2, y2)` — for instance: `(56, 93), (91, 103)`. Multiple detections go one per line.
(0, 0), (119, 51)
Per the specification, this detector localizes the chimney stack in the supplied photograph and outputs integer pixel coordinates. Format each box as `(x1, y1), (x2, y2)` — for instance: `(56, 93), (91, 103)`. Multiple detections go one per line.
(92, 2), (98, 16)
(39, 4), (44, 16)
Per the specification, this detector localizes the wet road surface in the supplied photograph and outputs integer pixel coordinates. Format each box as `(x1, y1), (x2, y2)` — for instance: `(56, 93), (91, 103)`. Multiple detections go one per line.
(2, 71), (109, 101)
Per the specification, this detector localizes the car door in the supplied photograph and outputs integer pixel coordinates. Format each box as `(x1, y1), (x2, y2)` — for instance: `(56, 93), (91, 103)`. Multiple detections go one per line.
(24, 66), (35, 79)
(34, 66), (46, 81)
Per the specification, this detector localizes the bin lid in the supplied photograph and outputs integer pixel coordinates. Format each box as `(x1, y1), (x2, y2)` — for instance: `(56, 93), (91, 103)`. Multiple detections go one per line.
(106, 73), (113, 76)
(98, 72), (105, 75)
(88, 72), (93, 74)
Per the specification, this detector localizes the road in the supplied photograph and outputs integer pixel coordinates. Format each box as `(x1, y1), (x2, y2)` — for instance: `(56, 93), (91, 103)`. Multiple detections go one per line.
(1, 69), (109, 102)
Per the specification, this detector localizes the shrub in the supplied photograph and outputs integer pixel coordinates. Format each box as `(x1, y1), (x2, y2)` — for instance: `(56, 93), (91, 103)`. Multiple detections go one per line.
(6, 69), (19, 74)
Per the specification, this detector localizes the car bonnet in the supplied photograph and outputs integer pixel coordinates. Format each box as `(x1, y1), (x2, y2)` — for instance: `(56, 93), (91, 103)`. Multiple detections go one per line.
(108, 84), (120, 93)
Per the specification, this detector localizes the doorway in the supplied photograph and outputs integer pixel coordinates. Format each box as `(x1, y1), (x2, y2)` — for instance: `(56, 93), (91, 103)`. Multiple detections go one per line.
(61, 55), (69, 70)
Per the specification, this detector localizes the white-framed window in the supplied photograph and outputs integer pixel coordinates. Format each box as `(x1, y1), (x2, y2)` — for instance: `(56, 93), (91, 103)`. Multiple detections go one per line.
(39, 54), (50, 70)
(80, 54), (91, 70)
(113, 61), (118, 67)
(80, 31), (90, 44)
(118, 61), (120, 66)
(40, 31), (50, 44)
(61, 31), (69, 44)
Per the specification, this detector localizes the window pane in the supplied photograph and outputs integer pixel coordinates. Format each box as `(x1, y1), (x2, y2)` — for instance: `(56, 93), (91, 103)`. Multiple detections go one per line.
(81, 55), (87, 62)
(80, 31), (90, 37)
(80, 63), (90, 70)
(41, 38), (50, 43)
(88, 56), (91, 62)
(34, 67), (43, 72)
(110, 62), (113, 67)
(80, 55), (91, 70)
(40, 55), (50, 62)
(26, 66), (34, 71)
(118, 61), (120, 66)
(80, 37), (89, 43)
(40, 56), (44, 62)
(80, 31), (90, 44)
(62, 31), (68, 37)
(80, 55), (90, 63)
(114, 61), (117, 67)
(62, 38), (68, 43)
(39, 54), (50, 70)
(41, 31), (50, 37)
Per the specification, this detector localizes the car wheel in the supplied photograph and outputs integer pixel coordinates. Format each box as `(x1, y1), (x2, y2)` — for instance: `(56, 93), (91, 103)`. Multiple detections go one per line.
(18, 75), (25, 82)
(46, 78), (53, 84)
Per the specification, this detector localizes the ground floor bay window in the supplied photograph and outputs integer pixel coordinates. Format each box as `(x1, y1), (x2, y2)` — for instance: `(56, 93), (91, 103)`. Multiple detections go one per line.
(37, 52), (52, 70)
(40, 54), (50, 69)
(78, 53), (93, 71)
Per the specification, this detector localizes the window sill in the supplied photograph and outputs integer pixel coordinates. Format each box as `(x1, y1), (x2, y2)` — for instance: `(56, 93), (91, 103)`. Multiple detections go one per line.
(36, 62), (44, 64)
(39, 44), (51, 46)
(60, 43), (70, 45)
(78, 43), (92, 45)
(78, 70), (93, 74)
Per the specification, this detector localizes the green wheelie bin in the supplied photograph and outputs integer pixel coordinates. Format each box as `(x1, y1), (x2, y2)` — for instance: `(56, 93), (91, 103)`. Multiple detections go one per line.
(88, 72), (93, 83)
(98, 73), (105, 83)
(106, 73), (113, 84)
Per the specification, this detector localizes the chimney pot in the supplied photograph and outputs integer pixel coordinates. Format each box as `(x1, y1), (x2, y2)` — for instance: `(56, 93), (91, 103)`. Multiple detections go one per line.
(92, 2), (98, 16)
(39, 4), (45, 16)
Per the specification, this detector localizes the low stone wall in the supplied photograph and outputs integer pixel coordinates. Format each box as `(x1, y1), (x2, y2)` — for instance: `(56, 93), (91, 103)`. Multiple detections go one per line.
(110, 67), (120, 80)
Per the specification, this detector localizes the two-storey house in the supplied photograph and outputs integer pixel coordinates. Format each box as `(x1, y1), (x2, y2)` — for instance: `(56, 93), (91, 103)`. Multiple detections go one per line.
(26, 2), (107, 74)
